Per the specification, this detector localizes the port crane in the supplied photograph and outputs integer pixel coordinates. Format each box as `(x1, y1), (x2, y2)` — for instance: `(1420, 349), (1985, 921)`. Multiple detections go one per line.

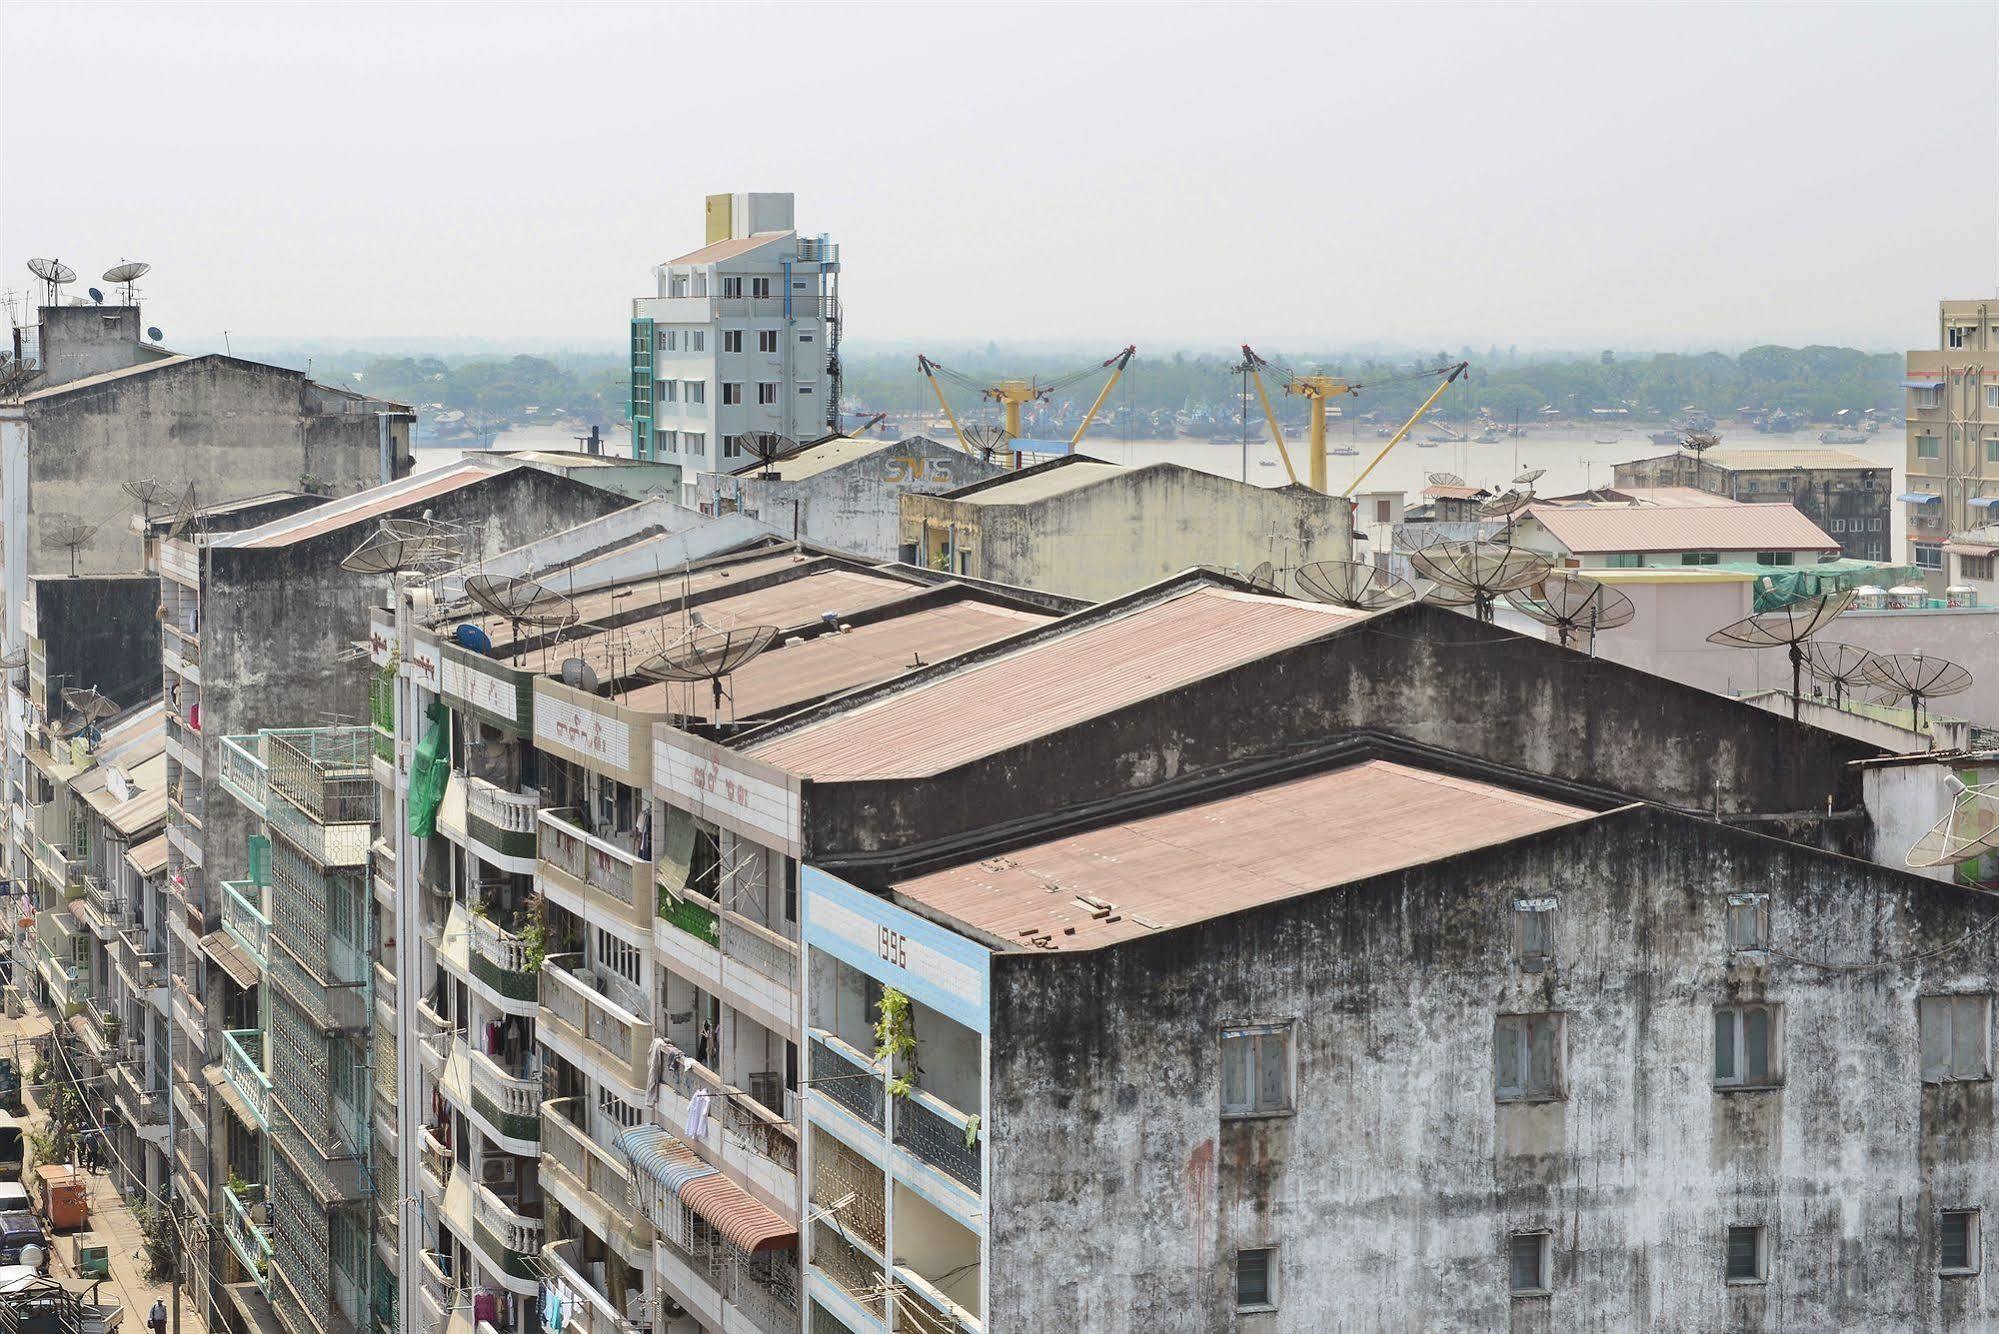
(916, 346), (1137, 456)
(1240, 348), (1469, 496)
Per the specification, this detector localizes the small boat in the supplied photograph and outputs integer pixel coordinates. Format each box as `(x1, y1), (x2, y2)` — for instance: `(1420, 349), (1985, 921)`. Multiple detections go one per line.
(1650, 430), (1682, 447)
(1820, 428), (1867, 444)
(1593, 435), (1621, 444)
(1417, 440), (1438, 449)
(1331, 445), (1359, 456)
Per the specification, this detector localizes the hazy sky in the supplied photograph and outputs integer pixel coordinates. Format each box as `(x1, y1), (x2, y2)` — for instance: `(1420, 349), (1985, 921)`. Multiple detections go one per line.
(4, 2), (1995, 355)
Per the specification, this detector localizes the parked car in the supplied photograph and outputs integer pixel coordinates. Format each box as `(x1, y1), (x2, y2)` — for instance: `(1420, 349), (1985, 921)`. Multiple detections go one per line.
(0, 1211), (48, 1270)
(0, 1184), (29, 1214)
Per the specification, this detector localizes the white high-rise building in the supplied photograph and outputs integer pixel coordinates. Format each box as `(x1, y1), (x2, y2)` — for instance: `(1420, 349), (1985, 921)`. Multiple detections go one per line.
(629, 193), (842, 478)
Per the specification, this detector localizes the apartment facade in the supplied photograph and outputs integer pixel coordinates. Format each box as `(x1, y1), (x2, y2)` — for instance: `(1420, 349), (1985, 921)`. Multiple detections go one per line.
(629, 192), (843, 474)
(1904, 299), (1999, 591)
(1611, 449), (1891, 560)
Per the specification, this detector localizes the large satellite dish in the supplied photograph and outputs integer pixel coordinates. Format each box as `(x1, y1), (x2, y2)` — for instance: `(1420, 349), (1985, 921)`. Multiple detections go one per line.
(103, 261), (150, 305)
(1908, 776), (1999, 871)
(1863, 651), (1974, 732)
(738, 431), (797, 480)
(122, 478), (179, 526)
(963, 424), (1011, 463)
(1705, 591), (1853, 719)
(1513, 468), (1546, 486)
(638, 625), (780, 716)
(26, 258), (75, 306)
(340, 516), (463, 581)
(1409, 541), (1553, 623)
(464, 574), (579, 662)
(1803, 642), (1879, 709)
(1505, 573), (1635, 651)
(1476, 489), (1532, 519)
(1681, 429), (1721, 456)
(0, 649), (25, 672)
(61, 686), (119, 722)
(164, 482), (202, 542)
(40, 514), (99, 577)
(1293, 559), (1415, 610)
(1426, 471), (1467, 488)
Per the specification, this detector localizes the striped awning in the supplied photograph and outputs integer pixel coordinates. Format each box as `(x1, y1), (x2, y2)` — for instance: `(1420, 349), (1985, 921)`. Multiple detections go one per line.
(1903, 375), (1945, 390)
(1897, 492), (1941, 505)
(615, 1123), (797, 1254)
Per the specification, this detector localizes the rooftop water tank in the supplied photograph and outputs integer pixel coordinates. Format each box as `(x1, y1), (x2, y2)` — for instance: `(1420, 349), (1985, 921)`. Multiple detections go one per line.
(1852, 585), (1888, 610)
(1947, 584), (1979, 608)
(1887, 584), (1926, 609)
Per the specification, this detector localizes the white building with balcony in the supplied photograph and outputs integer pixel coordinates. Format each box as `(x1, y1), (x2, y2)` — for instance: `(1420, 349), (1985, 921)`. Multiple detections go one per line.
(629, 192), (843, 476)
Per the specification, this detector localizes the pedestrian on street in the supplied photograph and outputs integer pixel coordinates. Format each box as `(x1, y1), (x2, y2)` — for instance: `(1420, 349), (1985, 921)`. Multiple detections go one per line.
(148, 1298), (167, 1334)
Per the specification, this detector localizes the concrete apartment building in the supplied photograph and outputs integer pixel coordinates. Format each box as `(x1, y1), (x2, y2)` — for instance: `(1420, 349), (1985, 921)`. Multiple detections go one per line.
(899, 457), (1355, 600)
(695, 435), (1004, 561)
(630, 193), (843, 474)
(1510, 488), (1841, 570)
(1612, 448), (1891, 560)
(1905, 298), (1999, 593)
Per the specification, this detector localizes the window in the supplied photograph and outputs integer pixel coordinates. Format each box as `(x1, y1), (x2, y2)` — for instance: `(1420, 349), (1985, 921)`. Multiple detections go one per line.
(1604, 553), (1642, 569)
(721, 276), (743, 298)
(799, 329), (815, 344)
(1921, 994), (1991, 1082)
(1509, 1232), (1550, 1296)
(1987, 386), (1999, 410)
(721, 383), (741, 406)
(659, 380), (678, 404)
(1374, 499), (1392, 523)
(1916, 543), (1945, 571)
(752, 277), (771, 298)
(597, 1086), (647, 1130)
(1943, 1210), (1980, 1275)
(1871, 517), (1883, 531)
(1832, 518), (1846, 533)
(1986, 438), (1999, 463)
(723, 330), (743, 353)
(1726, 894), (1769, 953)
(685, 381), (705, 405)
(1494, 1013), (1564, 1101)
(799, 385), (813, 396)
(1726, 1225), (1767, 1284)
(1949, 327), (1971, 349)
(683, 431), (705, 456)
(1917, 434), (1942, 458)
(689, 331), (705, 352)
(1754, 552), (1796, 566)
(668, 273), (689, 298)
(1714, 1004), (1780, 1088)
(757, 329), (778, 353)
(723, 434), (745, 460)
(1916, 388), (1943, 411)
(757, 382), (777, 406)
(1220, 1023), (1292, 1116)
(660, 329), (677, 352)
(595, 928), (642, 989)
(1515, 898), (1554, 972)
(1680, 552), (1719, 565)
(659, 430), (677, 455)
(1235, 1247), (1276, 1311)
(1963, 555), (1995, 582)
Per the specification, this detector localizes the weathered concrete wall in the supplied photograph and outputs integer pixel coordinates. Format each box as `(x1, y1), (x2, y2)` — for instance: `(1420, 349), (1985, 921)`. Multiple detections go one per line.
(986, 804), (1999, 1332)
(29, 574), (161, 713)
(22, 356), (410, 575)
(804, 602), (1881, 861)
(31, 306), (167, 389)
(698, 436), (999, 559)
(903, 466), (1354, 601)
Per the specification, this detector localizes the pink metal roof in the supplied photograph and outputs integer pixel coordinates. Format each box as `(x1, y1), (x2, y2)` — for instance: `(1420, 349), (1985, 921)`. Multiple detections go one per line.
(1524, 496), (1839, 554)
(743, 586), (1370, 779)
(222, 463), (495, 549)
(891, 760), (1596, 951)
(665, 234), (787, 266)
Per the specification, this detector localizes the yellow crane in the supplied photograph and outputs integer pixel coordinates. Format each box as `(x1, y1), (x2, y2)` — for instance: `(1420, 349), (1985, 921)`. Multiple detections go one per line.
(1240, 347), (1470, 496)
(917, 346), (1138, 456)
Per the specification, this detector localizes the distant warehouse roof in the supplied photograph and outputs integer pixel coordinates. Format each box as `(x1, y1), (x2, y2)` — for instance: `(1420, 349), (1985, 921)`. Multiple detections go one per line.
(1698, 449), (1878, 472)
(1523, 499), (1840, 555)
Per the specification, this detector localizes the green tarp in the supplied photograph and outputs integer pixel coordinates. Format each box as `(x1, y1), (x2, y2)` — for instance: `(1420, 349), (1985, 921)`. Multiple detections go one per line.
(1709, 559), (1927, 613)
(406, 699), (448, 838)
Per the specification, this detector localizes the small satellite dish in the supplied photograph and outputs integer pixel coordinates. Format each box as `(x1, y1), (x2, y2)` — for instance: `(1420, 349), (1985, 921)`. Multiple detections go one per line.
(1908, 778), (1999, 870)
(1409, 541), (1553, 623)
(164, 482), (201, 542)
(1426, 471), (1468, 488)
(639, 625), (781, 716)
(560, 658), (602, 694)
(1863, 651), (1974, 732)
(1803, 642), (1879, 708)
(1294, 560), (1416, 610)
(1245, 561), (1281, 594)
(146, 326), (163, 343)
(340, 516), (462, 581)
(103, 261), (150, 305)
(1513, 468), (1547, 485)
(87, 287), (104, 305)
(963, 424), (1011, 463)
(1505, 573), (1636, 651)
(1706, 591), (1854, 719)
(40, 514), (100, 577)
(26, 258), (75, 305)
(0, 649), (27, 671)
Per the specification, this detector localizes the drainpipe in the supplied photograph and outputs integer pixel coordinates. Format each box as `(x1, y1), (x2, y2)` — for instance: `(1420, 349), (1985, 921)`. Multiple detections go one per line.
(376, 412), (395, 485)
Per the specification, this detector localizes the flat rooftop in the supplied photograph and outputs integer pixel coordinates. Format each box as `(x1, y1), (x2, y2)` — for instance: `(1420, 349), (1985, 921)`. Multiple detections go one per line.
(891, 759), (1596, 951)
(1524, 494), (1839, 553)
(742, 583), (1370, 779)
(214, 461), (497, 549)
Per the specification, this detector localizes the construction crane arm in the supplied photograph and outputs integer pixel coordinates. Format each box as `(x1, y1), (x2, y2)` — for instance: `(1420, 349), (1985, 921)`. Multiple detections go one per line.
(1069, 345), (1138, 448)
(1341, 361), (1470, 497)
(1239, 345), (1301, 485)
(915, 355), (975, 454)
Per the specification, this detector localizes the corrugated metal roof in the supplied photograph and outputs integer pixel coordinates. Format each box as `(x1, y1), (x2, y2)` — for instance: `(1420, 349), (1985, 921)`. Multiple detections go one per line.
(126, 833), (168, 878)
(946, 460), (1125, 506)
(1701, 449), (1877, 472)
(1523, 498), (1839, 554)
(892, 760), (1596, 951)
(215, 463), (499, 549)
(458, 549), (807, 645)
(732, 435), (893, 481)
(664, 233), (789, 266)
(744, 587), (1370, 779)
(201, 930), (260, 989)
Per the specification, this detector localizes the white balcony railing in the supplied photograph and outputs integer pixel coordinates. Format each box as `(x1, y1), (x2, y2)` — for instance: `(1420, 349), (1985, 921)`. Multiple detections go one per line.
(541, 954), (649, 1089)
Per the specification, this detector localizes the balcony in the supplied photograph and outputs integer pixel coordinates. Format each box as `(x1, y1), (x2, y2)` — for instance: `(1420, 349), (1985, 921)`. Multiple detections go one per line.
(223, 1029), (271, 1131)
(658, 1053), (798, 1207)
(465, 777), (538, 870)
(470, 1177), (544, 1286)
(416, 1250), (461, 1334)
(32, 835), (77, 893)
(171, 977), (208, 1049)
(108, 1059), (167, 1129)
(79, 874), (125, 937)
(543, 1240), (649, 1334)
(468, 912), (539, 1005)
(808, 1031), (883, 1131)
(221, 880), (270, 970)
(81, 996), (123, 1052)
(265, 791), (370, 868)
(893, 1086), (982, 1196)
(540, 954), (649, 1092)
(418, 1125), (452, 1200)
(540, 1098), (651, 1260)
(223, 1181), (273, 1288)
(719, 911), (799, 1030)
(655, 1228), (800, 1334)
(218, 735), (268, 818)
(895, 1264), (983, 1334)
(468, 1047), (541, 1146)
(537, 809), (649, 931)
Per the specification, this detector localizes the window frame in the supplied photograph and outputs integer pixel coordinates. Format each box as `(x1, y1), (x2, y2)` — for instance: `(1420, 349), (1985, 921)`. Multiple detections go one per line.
(722, 329), (743, 354)
(1514, 898), (1555, 973)
(1942, 1209), (1981, 1276)
(1234, 1246), (1277, 1313)
(1493, 1012), (1566, 1103)
(757, 382), (778, 406)
(1726, 893), (1769, 954)
(1219, 1021), (1294, 1119)
(1725, 1224), (1768, 1285)
(1915, 543), (1945, 572)
(721, 382), (742, 406)
(1920, 993), (1992, 1083)
(1713, 1003), (1782, 1090)
(757, 329), (779, 353)
(1916, 434), (1942, 458)
(1508, 1230), (1552, 1297)
(1985, 386), (1999, 411)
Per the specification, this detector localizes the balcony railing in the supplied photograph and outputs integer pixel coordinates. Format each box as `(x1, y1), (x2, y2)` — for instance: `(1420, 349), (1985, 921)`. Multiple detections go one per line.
(721, 912), (798, 991)
(417, 1250), (461, 1333)
(222, 880), (270, 968)
(466, 778), (538, 862)
(218, 734), (268, 816)
(895, 1264), (983, 1334)
(223, 1181), (273, 1286)
(894, 1086), (982, 1195)
(809, 1031), (883, 1129)
(419, 1126), (452, 1197)
(470, 1178), (543, 1282)
(468, 913), (538, 1003)
(540, 954), (649, 1090)
(81, 874), (124, 930)
(223, 1029), (271, 1131)
(163, 621), (201, 665)
(660, 1052), (798, 1179)
(468, 1048), (540, 1144)
(539, 1098), (650, 1255)
(537, 809), (647, 927)
(264, 791), (371, 868)
(655, 1228), (800, 1334)
(542, 1240), (647, 1334)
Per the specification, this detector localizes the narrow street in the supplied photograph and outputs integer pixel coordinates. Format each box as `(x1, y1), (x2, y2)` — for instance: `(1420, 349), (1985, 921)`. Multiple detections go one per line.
(0, 999), (201, 1331)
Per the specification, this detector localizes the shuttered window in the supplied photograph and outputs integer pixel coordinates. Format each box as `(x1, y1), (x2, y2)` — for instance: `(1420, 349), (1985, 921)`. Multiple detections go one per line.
(1920, 995), (1991, 1083)
(1220, 1023), (1292, 1116)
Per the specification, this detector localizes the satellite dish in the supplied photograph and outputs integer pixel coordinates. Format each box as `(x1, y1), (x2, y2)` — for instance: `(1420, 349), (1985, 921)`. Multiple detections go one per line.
(1426, 471), (1467, 488)
(0, 649), (25, 671)
(1245, 561), (1281, 594)
(1476, 489), (1532, 519)
(164, 482), (201, 542)
(560, 658), (602, 694)
(1706, 591), (1854, 719)
(1505, 573), (1636, 651)
(103, 261), (150, 305)
(638, 625), (781, 717)
(1862, 651), (1974, 733)
(40, 514), (99, 577)
(340, 517), (462, 581)
(963, 424), (1011, 463)
(26, 258), (75, 305)
(146, 326), (163, 343)
(1803, 642), (1879, 709)
(87, 287), (104, 305)
(1908, 778), (1999, 870)
(121, 477), (179, 525)
(1408, 541), (1553, 623)
(464, 574), (579, 662)
(1294, 559), (1416, 610)
(1513, 468), (1547, 485)
(738, 431), (798, 479)
(61, 687), (119, 723)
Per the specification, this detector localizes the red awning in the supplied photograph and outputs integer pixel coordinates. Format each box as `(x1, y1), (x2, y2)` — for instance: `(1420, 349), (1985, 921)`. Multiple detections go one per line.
(680, 1173), (797, 1254)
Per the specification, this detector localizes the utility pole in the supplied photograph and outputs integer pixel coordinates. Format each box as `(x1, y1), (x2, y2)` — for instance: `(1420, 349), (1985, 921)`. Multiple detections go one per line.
(169, 1194), (182, 1334)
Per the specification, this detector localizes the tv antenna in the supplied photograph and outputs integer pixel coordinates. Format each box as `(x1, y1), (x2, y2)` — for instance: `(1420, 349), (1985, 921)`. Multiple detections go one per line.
(463, 574), (579, 664)
(738, 431), (798, 480)
(1803, 642), (1879, 709)
(121, 477), (179, 528)
(1907, 774), (1999, 872)
(1409, 541), (1553, 623)
(1505, 572), (1635, 651)
(638, 625), (780, 719)
(1862, 651), (1973, 734)
(26, 259), (75, 306)
(40, 514), (99, 577)
(1704, 591), (1853, 720)
(1293, 559), (1416, 610)
(102, 261), (150, 306)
